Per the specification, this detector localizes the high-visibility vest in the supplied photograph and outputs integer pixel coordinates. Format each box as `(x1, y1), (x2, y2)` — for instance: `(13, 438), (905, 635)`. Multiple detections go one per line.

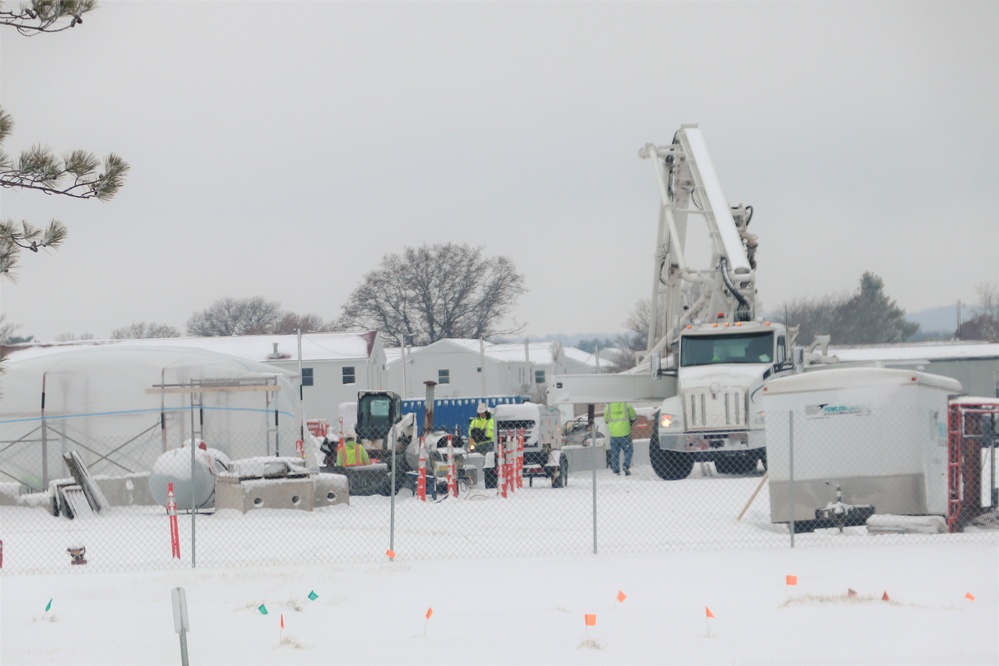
(336, 441), (370, 467)
(468, 415), (495, 444)
(604, 402), (636, 438)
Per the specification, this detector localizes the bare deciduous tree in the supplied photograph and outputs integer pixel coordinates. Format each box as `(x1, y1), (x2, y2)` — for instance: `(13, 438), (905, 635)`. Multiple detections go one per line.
(0, 314), (21, 344)
(338, 243), (526, 346)
(607, 299), (651, 372)
(54, 332), (95, 342)
(187, 297), (284, 337)
(272, 312), (336, 335)
(957, 281), (999, 342)
(770, 294), (848, 346)
(111, 322), (182, 339)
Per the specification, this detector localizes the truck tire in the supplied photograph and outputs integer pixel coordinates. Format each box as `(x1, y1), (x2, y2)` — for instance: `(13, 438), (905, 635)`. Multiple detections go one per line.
(552, 454), (569, 488)
(649, 427), (693, 480)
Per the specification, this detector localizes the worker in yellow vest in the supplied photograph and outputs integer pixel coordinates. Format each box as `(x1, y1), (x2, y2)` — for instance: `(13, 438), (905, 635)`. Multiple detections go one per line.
(336, 428), (371, 467)
(603, 401), (637, 475)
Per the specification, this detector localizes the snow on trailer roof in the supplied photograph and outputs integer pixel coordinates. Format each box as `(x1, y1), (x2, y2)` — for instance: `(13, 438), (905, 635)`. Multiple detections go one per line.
(950, 396), (999, 407)
(763, 366), (964, 395)
(2, 331), (378, 364)
(385, 339), (601, 368)
(828, 341), (999, 363)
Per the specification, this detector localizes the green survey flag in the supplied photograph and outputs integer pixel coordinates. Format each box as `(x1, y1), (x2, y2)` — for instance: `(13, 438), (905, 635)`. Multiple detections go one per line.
(308, 591), (318, 601)
(258, 604), (268, 615)
(45, 599), (52, 612)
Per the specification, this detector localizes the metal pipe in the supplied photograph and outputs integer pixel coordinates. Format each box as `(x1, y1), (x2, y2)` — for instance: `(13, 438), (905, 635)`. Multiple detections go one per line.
(424, 381), (437, 432)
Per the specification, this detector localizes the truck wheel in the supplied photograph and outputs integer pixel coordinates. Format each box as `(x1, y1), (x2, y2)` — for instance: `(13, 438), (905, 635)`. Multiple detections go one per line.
(650, 448), (693, 480)
(552, 455), (569, 488)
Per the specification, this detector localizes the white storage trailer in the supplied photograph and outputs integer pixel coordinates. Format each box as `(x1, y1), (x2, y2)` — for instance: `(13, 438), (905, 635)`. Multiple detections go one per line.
(762, 367), (963, 527)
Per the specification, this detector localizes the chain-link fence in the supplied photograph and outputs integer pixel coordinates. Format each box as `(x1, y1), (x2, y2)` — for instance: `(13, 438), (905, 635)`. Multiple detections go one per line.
(1, 405), (996, 575)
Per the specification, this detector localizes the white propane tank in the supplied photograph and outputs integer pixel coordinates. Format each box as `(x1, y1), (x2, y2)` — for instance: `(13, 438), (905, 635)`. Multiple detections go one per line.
(148, 440), (230, 510)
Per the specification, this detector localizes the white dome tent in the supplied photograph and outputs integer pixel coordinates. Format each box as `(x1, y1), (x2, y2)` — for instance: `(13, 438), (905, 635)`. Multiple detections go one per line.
(0, 346), (301, 492)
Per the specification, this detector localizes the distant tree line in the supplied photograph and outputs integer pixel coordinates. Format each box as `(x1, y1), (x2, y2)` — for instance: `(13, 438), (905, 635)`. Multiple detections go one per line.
(4, 243), (528, 344)
(770, 272), (918, 346)
(604, 273), (999, 372)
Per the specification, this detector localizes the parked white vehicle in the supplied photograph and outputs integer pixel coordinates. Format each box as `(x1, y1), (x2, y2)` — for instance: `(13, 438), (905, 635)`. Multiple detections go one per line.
(488, 402), (568, 488)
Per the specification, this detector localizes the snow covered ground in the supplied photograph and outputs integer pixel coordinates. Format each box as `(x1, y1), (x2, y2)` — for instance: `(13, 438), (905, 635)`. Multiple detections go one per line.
(1, 461), (997, 665)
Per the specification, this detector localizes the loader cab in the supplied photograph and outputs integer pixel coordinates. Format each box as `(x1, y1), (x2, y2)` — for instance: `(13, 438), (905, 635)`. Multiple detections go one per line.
(356, 390), (402, 442)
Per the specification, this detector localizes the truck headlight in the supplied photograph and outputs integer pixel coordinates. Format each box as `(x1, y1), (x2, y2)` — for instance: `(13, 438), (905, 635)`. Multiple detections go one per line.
(660, 413), (678, 428)
(754, 411), (765, 425)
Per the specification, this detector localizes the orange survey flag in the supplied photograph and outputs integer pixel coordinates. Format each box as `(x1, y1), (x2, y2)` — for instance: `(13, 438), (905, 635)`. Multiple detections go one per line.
(617, 590), (627, 603)
(705, 607), (715, 619)
(426, 607), (433, 619)
(280, 613), (285, 629)
(786, 574), (798, 586)
(584, 614), (597, 627)
(965, 592), (975, 602)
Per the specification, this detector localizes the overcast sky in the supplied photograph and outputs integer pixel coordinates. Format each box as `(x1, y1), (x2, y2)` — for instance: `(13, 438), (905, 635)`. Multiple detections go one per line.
(1, 1), (996, 342)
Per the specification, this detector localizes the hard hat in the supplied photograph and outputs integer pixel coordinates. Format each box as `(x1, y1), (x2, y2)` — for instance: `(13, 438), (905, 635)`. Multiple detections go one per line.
(477, 402), (487, 413)
(345, 427), (357, 440)
(326, 427), (335, 439)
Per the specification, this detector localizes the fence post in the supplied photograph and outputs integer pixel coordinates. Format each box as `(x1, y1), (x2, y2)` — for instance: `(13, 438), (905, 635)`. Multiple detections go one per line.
(589, 404), (598, 555)
(788, 409), (795, 549)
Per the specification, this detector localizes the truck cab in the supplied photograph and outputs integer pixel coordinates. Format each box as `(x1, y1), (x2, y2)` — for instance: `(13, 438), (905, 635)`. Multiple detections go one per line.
(651, 320), (792, 479)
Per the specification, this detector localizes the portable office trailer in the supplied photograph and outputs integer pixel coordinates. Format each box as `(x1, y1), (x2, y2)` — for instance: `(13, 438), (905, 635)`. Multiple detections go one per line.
(763, 367), (963, 524)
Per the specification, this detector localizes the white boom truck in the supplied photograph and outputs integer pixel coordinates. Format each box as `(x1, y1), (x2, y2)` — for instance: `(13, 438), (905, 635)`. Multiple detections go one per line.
(641, 125), (804, 480)
(550, 124), (834, 480)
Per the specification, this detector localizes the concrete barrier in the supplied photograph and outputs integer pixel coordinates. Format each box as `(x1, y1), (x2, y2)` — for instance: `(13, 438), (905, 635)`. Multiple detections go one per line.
(215, 474), (314, 513)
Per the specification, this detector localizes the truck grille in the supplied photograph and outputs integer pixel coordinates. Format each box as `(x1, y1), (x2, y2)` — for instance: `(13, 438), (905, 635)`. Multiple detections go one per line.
(683, 388), (748, 430)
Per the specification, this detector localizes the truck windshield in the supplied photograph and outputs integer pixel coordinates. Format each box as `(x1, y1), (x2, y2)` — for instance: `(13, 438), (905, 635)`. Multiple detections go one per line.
(680, 331), (774, 367)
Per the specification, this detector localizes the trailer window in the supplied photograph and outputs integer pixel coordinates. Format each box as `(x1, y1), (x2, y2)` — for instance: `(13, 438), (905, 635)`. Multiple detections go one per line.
(534, 370), (546, 384)
(438, 369), (450, 384)
(301, 367), (314, 387)
(342, 366), (355, 384)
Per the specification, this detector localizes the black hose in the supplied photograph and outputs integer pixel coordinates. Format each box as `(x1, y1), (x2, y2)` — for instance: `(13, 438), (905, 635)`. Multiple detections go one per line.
(719, 257), (752, 321)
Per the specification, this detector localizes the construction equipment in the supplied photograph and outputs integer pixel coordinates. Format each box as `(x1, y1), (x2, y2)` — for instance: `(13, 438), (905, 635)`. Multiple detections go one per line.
(551, 125), (836, 480)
